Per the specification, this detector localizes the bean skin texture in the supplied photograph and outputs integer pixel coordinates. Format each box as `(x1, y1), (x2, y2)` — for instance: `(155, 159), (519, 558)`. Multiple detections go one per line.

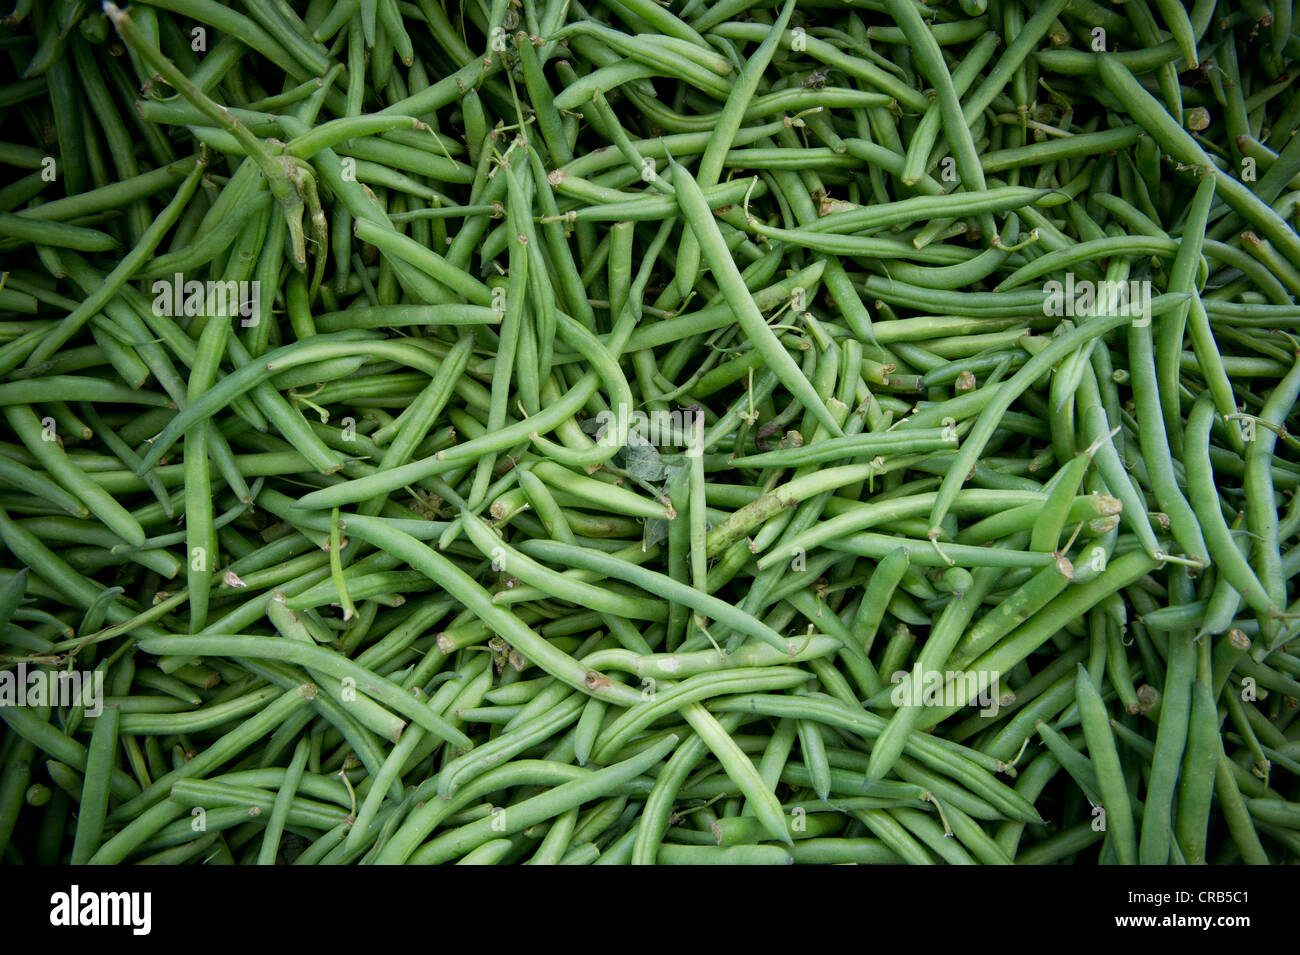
(1, 0), (1297, 873)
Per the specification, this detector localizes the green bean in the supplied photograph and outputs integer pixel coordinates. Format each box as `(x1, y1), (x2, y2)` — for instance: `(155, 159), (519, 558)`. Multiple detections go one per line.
(1034, 720), (1102, 809)
(162, 782), (345, 838)
(0, 454), (89, 518)
(1, 0), (1297, 871)
(590, 669), (807, 764)
(1137, 619), (1195, 865)
(655, 844), (792, 865)
(23, 160), (205, 367)
(1128, 316), (1209, 566)
(1101, 57), (1300, 269)
(519, 539), (798, 655)
(1214, 732), (1271, 865)
(407, 734), (678, 864)
(0, 701), (138, 802)
(926, 312), (1138, 538)
(252, 738), (309, 864)
(4, 407), (146, 547)
(1149, 0), (1199, 68)
(926, 550), (1161, 727)
(139, 630), (463, 747)
(853, 808), (934, 865)
(1073, 665), (1138, 863)
(884, 0), (993, 232)
(1243, 351), (1300, 650)
(668, 158), (841, 438)
(626, 712), (732, 863)
(0, 739), (35, 857)
(0, 211), (121, 252)
(674, 0), (794, 297)
(444, 692), (588, 800)
(682, 703), (792, 846)
(558, 24), (731, 100)
(67, 691), (121, 865)
(1185, 393), (1277, 619)
(339, 515), (643, 706)
(869, 566), (998, 782)
(713, 693), (1040, 824)
(314, 305), (499, 331)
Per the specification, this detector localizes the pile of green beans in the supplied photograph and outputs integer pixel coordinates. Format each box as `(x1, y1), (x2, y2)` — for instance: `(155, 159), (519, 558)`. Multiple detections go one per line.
(1, 0), (1300, 867)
